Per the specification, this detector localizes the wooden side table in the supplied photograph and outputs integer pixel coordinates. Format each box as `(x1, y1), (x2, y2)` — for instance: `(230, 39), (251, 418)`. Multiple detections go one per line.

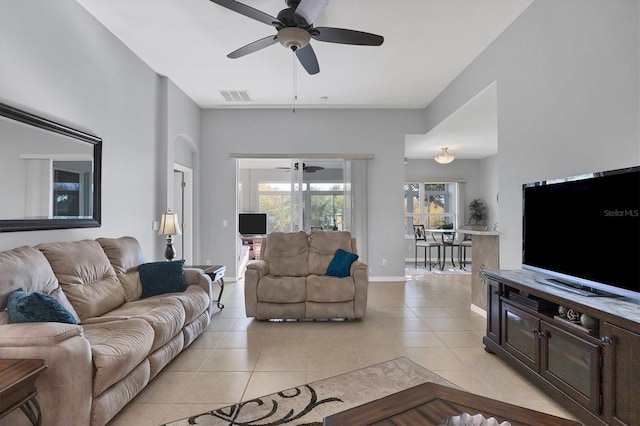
(187, 264), (226, 309)
(0, 359), (47, 426)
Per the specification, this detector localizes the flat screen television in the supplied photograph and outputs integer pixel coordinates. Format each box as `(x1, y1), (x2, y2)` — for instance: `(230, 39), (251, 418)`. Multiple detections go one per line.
(239, 213), (267, 236)
(522, 166), (640, 300)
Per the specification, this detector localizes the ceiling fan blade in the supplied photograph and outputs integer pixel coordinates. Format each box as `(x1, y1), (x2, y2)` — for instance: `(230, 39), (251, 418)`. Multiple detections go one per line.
(294, 0), (329, 26)
(227, 35), (278, 59)
(295, 44), (320, 75)
(209, 0), (282, 27)
(314, 27), (384, 46)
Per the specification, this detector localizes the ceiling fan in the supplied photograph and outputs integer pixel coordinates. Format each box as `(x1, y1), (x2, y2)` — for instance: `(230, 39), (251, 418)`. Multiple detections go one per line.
(209, 0), (384, 75)
(276, 162), (325, 173)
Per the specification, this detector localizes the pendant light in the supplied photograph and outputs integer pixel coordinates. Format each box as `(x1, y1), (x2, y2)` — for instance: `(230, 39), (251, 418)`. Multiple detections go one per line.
(435, 147), (455, 164)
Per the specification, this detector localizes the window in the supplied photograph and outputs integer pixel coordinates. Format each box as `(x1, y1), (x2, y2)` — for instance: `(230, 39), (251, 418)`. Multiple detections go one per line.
(258, 182), (345, 232)
(404, 182), (459, 236)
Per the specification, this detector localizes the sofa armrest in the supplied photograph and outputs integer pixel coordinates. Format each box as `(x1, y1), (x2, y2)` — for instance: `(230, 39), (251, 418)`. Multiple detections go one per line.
(244, 260), (269, 317)
(0, 323), (93, 425)
(184, 268), (214, 313)
(351, 261), (369, 319)
(0, 322), (83, 347)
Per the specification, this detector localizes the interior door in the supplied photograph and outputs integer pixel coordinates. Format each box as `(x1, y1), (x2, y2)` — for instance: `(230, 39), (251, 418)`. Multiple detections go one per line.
(173, 165), (193, 263)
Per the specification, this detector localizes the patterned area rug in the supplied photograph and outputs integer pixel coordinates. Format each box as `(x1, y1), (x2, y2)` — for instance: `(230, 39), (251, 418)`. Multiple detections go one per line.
(163, 357), (457, 426)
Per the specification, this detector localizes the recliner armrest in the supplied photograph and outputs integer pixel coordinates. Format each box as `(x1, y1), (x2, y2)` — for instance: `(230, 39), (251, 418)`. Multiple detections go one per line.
(350, 260), (367, 275)
(246, 259), (269, 277)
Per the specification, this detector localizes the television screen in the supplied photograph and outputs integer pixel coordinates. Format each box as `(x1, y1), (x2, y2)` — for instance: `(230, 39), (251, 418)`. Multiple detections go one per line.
(239, 213), (267, 236)
(522, 166), (640, 298)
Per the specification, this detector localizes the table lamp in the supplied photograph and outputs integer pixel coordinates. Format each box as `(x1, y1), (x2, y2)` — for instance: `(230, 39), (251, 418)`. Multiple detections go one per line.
(159, 209), (181, 260)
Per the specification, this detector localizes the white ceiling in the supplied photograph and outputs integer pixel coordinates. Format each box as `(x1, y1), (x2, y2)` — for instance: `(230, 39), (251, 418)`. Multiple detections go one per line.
(77, 0), (532, 158)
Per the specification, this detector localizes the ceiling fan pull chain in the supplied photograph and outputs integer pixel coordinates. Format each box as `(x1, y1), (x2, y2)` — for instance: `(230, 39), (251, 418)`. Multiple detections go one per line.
(292, 51), (297, 113)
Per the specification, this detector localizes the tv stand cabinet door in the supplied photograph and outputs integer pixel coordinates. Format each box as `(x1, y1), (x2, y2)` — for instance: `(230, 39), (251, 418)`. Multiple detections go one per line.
(539, 321), (601, 414)
(486, 279), (501, 345)
(501, 301), (540, 371)
(601, 322), (640, 426)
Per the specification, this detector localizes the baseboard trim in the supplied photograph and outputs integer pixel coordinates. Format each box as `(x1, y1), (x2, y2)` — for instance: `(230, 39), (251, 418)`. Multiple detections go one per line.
(470, 303), (487, 318)
(369, 276), (406, 282)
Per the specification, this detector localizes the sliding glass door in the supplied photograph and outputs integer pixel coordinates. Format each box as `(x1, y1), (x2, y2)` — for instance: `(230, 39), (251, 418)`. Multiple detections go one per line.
(237, 157), (367, 261)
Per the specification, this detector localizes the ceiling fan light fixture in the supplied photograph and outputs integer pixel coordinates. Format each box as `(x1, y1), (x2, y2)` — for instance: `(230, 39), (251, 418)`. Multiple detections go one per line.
(435, 147), (455, 164)
(277, 27), (311, 51)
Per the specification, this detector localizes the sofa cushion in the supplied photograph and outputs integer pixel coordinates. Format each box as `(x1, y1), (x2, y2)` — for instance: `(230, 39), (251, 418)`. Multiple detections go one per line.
(83, 318), (154, 396)
(257, 276), (307, 303)
(37, 240), (126, 321)
(308, 231), (354, 275)
(262, 232), (309, 277)
(163, 285), (210, 324)
(97, 237), (146, 302)
(0, 246), (80, 323)
(7, 289), (78, 324)
(139, 260), (187, 298)
(101, 297), (186, 352)
(325, 249), (359, 278)
(307, 275), (356, 302)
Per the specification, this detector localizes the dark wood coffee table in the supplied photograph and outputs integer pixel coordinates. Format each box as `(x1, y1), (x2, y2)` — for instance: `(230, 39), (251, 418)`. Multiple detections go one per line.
(323, 382), (580, 426)
(0, 359), (47, 426)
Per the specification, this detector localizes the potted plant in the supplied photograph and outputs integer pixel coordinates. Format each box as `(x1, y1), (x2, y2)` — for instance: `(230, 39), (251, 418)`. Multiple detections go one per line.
(468, 198), (487, 226)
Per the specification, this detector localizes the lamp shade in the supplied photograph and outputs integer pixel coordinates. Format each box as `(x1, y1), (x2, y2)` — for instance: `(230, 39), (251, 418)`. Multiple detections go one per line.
(159, 210), (181, 236)
(435, 147), (455, 164)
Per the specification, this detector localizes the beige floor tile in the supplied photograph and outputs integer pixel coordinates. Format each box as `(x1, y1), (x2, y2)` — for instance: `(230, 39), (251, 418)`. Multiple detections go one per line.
(306, 347), (361, 372)
(189, 331), (226, 349)
(242, 371), (308, 401)
(404, 347), (468, 371)
(164, 348), (213, 372)
(434, 330), (484, 348)
(200, 348), (260, 371)
(134, 372), (197, 404)
(421, 317), (472, 331)
(396, 330), (447, 348)
(107, 403), (169, 426)
(160, 403), (229, 424)
(254, 347), (308, 371)
(206, 318), (237, 332)
(409, 307), (452, 317)
(106, 272), (583, 425)
(404, 298), (440, 308)
(177, 371), (251, 404)
(356, 346), (408, 367)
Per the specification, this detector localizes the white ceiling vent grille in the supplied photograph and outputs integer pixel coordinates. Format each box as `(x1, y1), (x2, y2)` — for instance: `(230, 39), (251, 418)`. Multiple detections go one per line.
(219, 90), (251, 102)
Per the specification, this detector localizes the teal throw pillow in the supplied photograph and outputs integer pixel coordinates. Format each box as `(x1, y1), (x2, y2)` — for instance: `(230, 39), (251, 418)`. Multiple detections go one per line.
(139, 260), (187, 298)
(7, 289), (78, 324)
(326, 249), (359, 278)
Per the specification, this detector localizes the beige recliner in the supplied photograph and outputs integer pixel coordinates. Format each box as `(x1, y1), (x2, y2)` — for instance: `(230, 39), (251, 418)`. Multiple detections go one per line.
(244, 231), (368, 320)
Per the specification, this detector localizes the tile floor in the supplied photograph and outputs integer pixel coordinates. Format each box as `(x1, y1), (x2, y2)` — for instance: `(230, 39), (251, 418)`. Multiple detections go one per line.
(107, 269), (578, 425)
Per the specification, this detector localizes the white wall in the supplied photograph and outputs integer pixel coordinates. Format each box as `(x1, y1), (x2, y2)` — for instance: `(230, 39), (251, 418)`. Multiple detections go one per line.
(0, 1), (200, 260)
(200, 109), (425, 279)
(422, 0), (640, 269)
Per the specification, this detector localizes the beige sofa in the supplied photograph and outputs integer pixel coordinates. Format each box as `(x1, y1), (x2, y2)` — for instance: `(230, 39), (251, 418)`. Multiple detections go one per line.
(244, 231), (368, 320)
(0, 236), (213, 426)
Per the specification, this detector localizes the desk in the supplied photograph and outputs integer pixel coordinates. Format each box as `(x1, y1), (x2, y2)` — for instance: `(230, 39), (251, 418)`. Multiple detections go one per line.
(187, 265), (226, 310)
(0, 359), (47, 426)
(323, 382), (579, 426)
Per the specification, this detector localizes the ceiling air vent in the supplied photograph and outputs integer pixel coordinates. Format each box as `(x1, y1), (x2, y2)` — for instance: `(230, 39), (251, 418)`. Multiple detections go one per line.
(219, 90), (251, 102)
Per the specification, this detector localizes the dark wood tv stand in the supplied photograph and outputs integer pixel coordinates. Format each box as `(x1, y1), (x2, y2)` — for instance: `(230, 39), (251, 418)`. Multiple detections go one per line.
(482, 269), (640, 426)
